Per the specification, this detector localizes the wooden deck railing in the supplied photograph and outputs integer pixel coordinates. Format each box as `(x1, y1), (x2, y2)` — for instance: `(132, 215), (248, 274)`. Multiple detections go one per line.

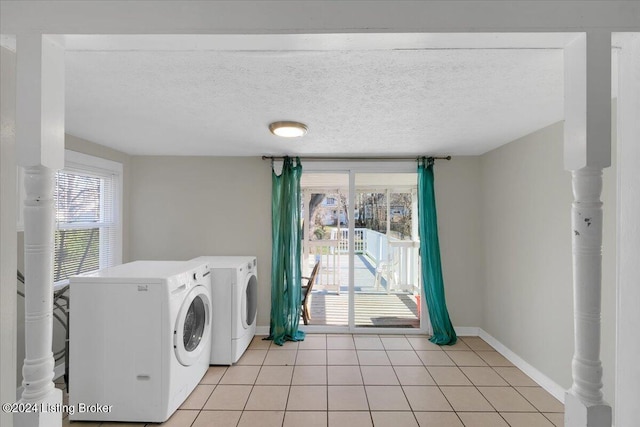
(304, 228), (420, 295)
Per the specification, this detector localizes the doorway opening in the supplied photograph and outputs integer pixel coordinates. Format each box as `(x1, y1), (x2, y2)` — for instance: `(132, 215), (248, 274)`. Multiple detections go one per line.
(300, 171), (424, 332)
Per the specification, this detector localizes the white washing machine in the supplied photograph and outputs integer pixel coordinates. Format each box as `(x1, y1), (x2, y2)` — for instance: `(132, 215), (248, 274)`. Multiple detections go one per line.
(69, 260), (212, 423)
(191, 256), (258, 365)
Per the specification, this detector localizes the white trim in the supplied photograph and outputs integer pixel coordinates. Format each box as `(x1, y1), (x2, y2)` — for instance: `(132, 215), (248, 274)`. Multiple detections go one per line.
(268, 321), (567, 405)
(59, 33), (582, 52)
(263, 323), (572, 404)
(56, 221), (118, 230)
(16, 166), (24, 231)
(304, 160), (416, 174)
(477, 329), (566, 403)
(298, 161), (427, 334)
(454, 326), (480, 336)
(615, 31), (640, 427)
(53, 149), (124, 284)
(260, 325), (433, 336)
(348, 171), (356, 330)
(3, 1), (634, 35)
(65, 150), (123, 176)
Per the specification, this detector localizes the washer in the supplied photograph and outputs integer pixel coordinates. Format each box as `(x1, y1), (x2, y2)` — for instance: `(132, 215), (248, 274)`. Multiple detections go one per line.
(191, 256), (258, 365)
(69, 260), (212, 423)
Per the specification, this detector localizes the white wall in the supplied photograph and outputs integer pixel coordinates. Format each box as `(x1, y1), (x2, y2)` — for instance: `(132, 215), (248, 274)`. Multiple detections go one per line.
(1, 46), (18, 427)
(129, 156), (273, 327)
(128, 156), (485, 330)
(433, 157), (485, 328)
(480, 120), (617, 407)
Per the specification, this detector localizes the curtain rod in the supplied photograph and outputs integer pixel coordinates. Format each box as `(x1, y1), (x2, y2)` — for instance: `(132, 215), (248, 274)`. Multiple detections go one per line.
(262, 155), (451, 162)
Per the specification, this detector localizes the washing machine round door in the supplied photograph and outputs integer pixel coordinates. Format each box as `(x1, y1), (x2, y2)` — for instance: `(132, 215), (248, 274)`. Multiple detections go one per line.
(174, 285), (211, 366)
(241, 273), (258, 329)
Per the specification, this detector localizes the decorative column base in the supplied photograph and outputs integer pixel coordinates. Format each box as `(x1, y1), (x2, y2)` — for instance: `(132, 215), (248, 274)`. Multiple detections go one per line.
(14, 388), (62, 427)
(565, 392), (611, 427)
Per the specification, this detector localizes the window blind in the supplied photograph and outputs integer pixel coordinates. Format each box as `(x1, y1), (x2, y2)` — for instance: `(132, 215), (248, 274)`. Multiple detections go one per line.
(54, 167), (118, 284)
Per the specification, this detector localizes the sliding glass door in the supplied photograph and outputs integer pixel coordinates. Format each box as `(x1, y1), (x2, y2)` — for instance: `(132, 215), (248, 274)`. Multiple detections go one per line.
(301, 173), (350, 327)
(300, 167), (425, 333)
(353, 175), (421, 329)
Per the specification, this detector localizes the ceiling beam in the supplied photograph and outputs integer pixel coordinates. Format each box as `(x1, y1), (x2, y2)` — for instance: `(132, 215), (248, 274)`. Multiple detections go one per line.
(1, 1), (638, 35)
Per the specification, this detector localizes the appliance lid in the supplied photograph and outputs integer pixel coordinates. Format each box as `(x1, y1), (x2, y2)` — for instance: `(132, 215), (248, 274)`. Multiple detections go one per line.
(69, 260), (209, 283)
(191, 256), (256, 269)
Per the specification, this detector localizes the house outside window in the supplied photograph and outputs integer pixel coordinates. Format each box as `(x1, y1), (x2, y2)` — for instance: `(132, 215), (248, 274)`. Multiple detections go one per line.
(51, 151), (122, 287)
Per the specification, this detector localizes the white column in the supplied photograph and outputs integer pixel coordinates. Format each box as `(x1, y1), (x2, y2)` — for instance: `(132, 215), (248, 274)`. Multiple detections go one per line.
(347, 171), (356, 328)
(615, 32), (640, 427)
(563, 32), (612, 427)
(15, 34), (64, 427)
(1, 45), (18, 427)
(410, 188), (418, 241)
(569, 168), (606, 401)
(303, 189), (311, 274)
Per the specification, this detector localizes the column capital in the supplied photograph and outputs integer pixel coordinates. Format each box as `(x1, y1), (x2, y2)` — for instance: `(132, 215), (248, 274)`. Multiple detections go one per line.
(16, 34), (65, 169)
(564, 31), (612, 171)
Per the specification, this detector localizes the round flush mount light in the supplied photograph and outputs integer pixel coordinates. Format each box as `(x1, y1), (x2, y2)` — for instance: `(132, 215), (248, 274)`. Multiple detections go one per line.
(269, 121), (308, 138)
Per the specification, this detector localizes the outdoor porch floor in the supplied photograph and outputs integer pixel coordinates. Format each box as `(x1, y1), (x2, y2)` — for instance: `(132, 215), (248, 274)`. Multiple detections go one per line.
(307, 292), (421, 328)
(307, 254), (420, 328)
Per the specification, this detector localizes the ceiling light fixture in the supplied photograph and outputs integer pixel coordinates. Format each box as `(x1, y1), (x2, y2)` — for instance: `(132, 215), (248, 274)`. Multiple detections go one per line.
(269, 121), (308, 138)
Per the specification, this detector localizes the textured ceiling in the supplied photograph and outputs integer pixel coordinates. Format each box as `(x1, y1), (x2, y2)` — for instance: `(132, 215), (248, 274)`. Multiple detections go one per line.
(64, 38), (566, 157)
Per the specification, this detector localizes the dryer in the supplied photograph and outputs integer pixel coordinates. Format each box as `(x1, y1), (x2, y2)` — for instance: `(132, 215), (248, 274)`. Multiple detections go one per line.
(69, 260), (212, 423)
(191, 256), (258, 365)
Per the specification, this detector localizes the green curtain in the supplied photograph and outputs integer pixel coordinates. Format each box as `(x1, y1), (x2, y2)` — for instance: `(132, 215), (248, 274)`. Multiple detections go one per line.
(268, 157), (305, 345)
(418, 157), (457, 345)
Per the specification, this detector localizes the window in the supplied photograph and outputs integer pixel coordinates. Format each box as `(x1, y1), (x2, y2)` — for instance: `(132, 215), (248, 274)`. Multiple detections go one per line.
(53, 151), (122, 286)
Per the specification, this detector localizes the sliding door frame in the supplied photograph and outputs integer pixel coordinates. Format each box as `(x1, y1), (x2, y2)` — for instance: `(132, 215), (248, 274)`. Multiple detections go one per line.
(300, 160), (430, 335)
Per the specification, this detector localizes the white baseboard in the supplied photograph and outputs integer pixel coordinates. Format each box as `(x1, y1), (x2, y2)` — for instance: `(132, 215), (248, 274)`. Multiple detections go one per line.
(259, 326), (478, 337)
(454, 326), (480, 336)
(259, 323), (565, 404)
(476, 328), (566, 403)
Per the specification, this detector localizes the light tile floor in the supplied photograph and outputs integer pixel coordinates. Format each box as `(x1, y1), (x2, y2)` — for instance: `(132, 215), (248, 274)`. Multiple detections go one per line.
(60, 335), (564, 427)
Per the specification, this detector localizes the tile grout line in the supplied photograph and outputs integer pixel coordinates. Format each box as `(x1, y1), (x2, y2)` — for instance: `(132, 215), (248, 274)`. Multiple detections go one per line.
(425, 340), (509, 424)
(279, 339), (296, 427)
(403, 333), (466, 426)
(354, 334), (384, 423)
(541, 412), (564, 427)
(453, 341), (511, 425)
(189, 334), (560, 427)
(461, 336), (558, 425)
(363, 335), (378, 427)
(325, 334), (329, 426)
(408, 334), (468, 426)
(386, 341), (424, 426)
(464, 336), (548, 417)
